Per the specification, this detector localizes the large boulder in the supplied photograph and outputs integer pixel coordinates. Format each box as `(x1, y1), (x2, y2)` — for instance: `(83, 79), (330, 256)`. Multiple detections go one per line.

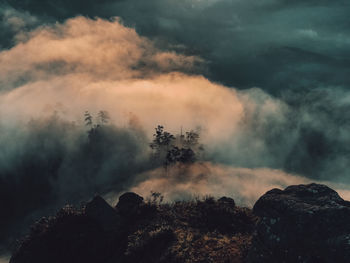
(248, 183), (350, 262)
(85, 195), (121, 230)
(218, 196), (236, 207)
(115, 192), (144, 218)
(10, 197), (123, 263)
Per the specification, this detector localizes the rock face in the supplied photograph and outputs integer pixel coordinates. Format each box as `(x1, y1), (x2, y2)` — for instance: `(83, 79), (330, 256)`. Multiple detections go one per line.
(10, 193), (255, 263)
(218, 196), (236, 207)
(10, 184), (350, 263)
(249, 183), (350, 263)
(10, 197), (125, 263)
(85, 195), (121, 230)
(115, 192), (144, 217)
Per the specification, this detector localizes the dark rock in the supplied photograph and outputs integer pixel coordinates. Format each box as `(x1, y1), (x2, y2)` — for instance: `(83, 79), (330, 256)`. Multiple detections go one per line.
(10, 202), (123, 263)
(14, 184), (350, 263)
(218, 196), (236, 207)
(9, 192), (255, 263)
(248, 183), (350, 263)
(85, 195), (121, 231)
(115, 192), (144, 217)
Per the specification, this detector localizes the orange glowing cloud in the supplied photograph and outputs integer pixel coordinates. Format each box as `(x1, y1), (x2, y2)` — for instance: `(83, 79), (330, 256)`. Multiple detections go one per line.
(0, 16), (246, 142)
(127, 163), (350, 206)
(1, 16), (350, 206)
(0, 16), (291, 168)
(0, 16), (201, 88)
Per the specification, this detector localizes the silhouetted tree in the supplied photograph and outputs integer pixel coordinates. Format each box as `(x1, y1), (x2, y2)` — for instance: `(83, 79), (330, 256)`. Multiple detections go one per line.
(184, 130), (199, 148)
(185, 130), (204, 159)
(165, 146), (196, 166)
(165, 146), (182, 166)
(178, 148), (196, 163)
(84, 111), (93, 127)
(150, 125), (175, 158)
(98, 110), (110, 125)
(150, 125), (203, 169)
(84, 111), (111, 143)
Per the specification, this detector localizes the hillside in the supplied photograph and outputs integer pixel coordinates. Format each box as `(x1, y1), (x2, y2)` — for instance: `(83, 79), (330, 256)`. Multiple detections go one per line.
(10, 183), (350, 263)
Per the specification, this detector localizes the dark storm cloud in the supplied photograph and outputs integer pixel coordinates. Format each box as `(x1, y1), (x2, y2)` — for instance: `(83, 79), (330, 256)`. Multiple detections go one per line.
(0, 3), (40, 48)
(2, 0), (350, 92)
(282, 88), (350, 180)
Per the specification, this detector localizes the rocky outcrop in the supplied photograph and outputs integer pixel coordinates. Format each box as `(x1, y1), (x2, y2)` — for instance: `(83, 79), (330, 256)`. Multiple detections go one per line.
(115, 192), (144, 218)
(10, 183), (350, 263)
(248, 183), (350, 262)
(85, 195), (121, 230)
(10, 196), (126, 263)
(10, 193), (255, 263)
(218, 196), (236, 207)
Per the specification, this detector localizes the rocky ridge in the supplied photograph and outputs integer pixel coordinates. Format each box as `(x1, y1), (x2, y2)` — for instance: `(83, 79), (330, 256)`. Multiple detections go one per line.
(10, 183), (350, 263)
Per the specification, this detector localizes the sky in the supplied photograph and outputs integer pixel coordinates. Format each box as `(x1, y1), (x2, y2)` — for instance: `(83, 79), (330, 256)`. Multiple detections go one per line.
(1, 0), (350, 253)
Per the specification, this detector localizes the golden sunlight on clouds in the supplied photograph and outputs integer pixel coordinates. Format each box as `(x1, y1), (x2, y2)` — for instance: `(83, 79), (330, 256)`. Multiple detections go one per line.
(0, 16), (244, 142)
(129, 163), (350, 206)
(0, 16), (296, 176)
(1, 15), (350, 211)
(129, 163), (311, 206)
(0, 16), (201, 87)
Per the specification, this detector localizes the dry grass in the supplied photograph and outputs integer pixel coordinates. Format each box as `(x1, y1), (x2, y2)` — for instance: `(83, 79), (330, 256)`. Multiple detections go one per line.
(12, 195), (257, 263)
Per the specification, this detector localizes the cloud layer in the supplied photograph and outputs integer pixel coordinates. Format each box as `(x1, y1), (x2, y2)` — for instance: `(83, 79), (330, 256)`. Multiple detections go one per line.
(0, 16), (201, 91)
(1, 16), (350, 205)
(0, 12), (350, 253)
(129, 163), (350, 207)
(0, 17), (294, 179)
(3, 0), (350, 93)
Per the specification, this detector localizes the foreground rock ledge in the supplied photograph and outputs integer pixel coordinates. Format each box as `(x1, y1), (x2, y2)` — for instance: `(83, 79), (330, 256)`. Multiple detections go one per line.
(249, 183), (350, 262)
(10, 183), (350, 263)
